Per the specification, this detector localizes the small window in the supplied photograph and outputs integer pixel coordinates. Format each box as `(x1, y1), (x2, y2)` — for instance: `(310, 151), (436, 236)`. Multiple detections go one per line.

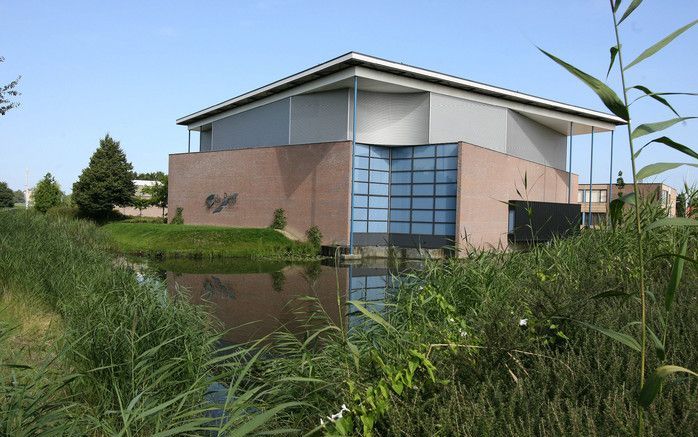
(578, 190), (585, 203)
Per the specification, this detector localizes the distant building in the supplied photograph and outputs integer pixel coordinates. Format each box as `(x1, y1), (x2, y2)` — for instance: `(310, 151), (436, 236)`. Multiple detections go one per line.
(577, 182), (677, 226)
(118, 179), (165, 218)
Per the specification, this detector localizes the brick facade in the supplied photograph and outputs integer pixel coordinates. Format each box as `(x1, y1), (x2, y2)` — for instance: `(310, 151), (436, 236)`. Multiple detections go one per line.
(168, 141), (352, 245)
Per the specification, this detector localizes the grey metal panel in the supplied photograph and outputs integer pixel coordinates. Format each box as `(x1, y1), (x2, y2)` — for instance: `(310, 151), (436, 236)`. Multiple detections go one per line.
(210, 98), (290, 150)
(428, 93), (506, 152)
(290, 89), (349, 144)
(199, 130), (212, 152)
(356, 91), (429, 145)
(506, 110), (567, 170)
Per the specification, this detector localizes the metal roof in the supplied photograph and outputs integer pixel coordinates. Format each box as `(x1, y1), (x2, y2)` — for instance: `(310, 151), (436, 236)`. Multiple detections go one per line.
(176, 51), (627, 127)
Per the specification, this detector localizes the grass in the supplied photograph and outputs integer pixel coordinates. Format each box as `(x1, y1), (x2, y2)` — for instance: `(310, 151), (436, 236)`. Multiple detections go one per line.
(102, 221), (318, 260)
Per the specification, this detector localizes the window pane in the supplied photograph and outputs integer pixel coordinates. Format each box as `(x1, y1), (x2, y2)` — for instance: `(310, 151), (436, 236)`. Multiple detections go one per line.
(354, 144), (370, 156)
(435, 184), (457, 196)
(370, 170), (389, 184)
(368, 209), (388, 221)
(391, 147), (412, 159)
(369, 196), (389, 209)
(391, 197), (411, 209)
(577, 190), (584, 203)
(354, 156), (369, 169)
(435, 197), (456, 209)
(600, 190), (607, 202)
(413, 145), (436, 158)
(392, 159), (412, 171)
(390, 210), (410, 221)
(434, 223), (456, 235)
(353, 208), (367, 220)
(436, 143), (458, 157)
(413, 158), (435, 170)
(354, 195), (368, 207)
(391, 172), (411, 183)
(353, 182), (368, 194)
(354, 169), (369, 182)
(411, 223), (433, 234)
(412, 197), (434, 209)
(435, 170), (457, 183)
(435, 210), (456, 223)
(390, 184), (411, 196)
(352, 220), (367, 232)
(389, 222), (410, 234)
(413, 184), (434, 196)
(436, 157), (458, 170)
(413, 171), (435, 183)
(368, 221), (388, 233)
(370, 146), (390, 159)
(591, 189), (601, 202)
(369, 183), (388, 196)
(370, 158), (389, 171)
(412, 210), (434, 222)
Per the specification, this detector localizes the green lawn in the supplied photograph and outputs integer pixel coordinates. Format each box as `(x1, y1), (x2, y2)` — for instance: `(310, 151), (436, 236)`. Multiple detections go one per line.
(102, 222), (315, 259)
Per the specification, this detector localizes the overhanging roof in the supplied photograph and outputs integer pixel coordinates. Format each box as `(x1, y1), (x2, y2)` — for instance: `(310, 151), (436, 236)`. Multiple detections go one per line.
(176, 51), (627, 129)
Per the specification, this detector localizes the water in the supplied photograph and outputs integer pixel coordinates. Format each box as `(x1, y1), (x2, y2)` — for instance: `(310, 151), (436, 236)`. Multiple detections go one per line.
(129, 257), (422, 344)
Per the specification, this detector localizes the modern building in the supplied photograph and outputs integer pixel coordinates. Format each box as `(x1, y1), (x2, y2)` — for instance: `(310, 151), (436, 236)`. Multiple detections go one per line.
(169, 52), (626, 253)
(578, 182), (678, 226)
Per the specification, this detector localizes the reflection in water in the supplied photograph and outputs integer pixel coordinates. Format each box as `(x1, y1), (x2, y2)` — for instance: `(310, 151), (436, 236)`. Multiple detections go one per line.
(131, 257), (421, 345)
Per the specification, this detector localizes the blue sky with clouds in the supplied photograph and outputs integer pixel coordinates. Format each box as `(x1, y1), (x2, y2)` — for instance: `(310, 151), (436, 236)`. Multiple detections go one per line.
(0, 0), (696, 193)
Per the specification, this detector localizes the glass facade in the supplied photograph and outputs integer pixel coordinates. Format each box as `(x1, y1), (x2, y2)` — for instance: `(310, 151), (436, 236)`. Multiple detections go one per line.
(352, 143), (458, 244)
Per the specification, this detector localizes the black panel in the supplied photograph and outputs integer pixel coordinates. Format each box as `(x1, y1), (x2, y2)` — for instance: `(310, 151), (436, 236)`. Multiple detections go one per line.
(508, 200), (581, 243)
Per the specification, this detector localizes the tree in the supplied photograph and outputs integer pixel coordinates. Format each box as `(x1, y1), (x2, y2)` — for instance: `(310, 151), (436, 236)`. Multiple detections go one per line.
(132, 171), (166, 181)
(0, 182), (14, 207)
(131, 196), (151, 217)
(33, 173), (63, 213)
(13, 189), (24, 205)
(676, 193), (686, 218)
(73, 134), (135, 218)
(0, 56), (21, 116)
(143, 175), (168, 218)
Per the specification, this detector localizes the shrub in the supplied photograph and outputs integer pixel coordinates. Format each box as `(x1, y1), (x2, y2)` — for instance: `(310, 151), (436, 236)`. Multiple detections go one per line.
(46, 205), (79, 220)
(305, 225), (322, 248)
(0, 182), (14, 207)
(33, 173), (63, 213)
(270, 208), (287, 230)
(170, 207), (184, 225)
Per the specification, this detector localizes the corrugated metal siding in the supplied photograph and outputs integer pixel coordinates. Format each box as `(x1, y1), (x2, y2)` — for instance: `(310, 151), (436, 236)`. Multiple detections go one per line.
(200, 130), (212, 152)
(356, 91), (429, 145)
(290, 89), (349, 144)
(428, 93), (506, 152)
(506, 110), (567, 170)
(210, 98), (290, 150)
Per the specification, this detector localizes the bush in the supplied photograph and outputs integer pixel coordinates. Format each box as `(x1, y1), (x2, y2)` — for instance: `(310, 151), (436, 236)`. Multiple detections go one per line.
(270, 208), (287, 230)
(305, 225), (322, 248)
(33, 173), (63, 213)
(0, 182), (13, 207)
(46, 205), (79, 220)
(170, 207), (184, 225)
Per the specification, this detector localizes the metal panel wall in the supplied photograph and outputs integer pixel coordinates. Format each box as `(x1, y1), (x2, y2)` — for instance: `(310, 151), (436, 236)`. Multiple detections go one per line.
(506, 110), (567, 170)
(210, 98), (290, 150)
(428, 93), (507, 152)
(200, 130), (212, 152)
(356, 91), (429, 145)
(290, 89), (349, 144)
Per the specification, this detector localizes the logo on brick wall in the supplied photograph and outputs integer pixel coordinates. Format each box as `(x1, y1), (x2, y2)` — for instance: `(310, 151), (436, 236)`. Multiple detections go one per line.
(205, 192), (238, 214)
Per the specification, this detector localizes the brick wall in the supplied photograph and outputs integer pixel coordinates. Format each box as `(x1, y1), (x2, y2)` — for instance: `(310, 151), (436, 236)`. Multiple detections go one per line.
(168, 141), (352, 245)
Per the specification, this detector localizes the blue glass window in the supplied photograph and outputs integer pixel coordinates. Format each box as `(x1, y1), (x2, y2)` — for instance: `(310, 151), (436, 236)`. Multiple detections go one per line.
(435, 170), (457, 183)
(391, 197), (411, 209)
(436, 157), (458, 170)
(411, 223), (433, 234)
(392, 159), (411, 171)
(352, 220), (367, 232)
(369, 196), (389, 209)
(413, 171), (435, 183)
(368, 209), (388, 221)
(353, 208), (368, 220)
(435, 210), (456, 223)
(354, 144), (370, 156)
(354, 169), (369, 182)
(436, 143), (459, 157)
(413, 158), (435, 171)
(413, 145), (436, 158)
(391, 172), (411, 183)
(353, 182), (368, 195)
(390, 184), (411, 196)
(389, 210), (410, 221)
(354, 156), (369, 169)
(370, 170), (389, 184)
(390, 222), (410, 233)
(370, 158), (389, 171)
(369, 183), (389, 196)
(434, 223), (456, 235)
(413, 184), (434, 196)
(412, 210), (434, 222)
(368, 221), (388, 233)
(354, 195), (368, 208)
(412, 197), (434, 209)
(435, 184), (457, 196)
(435, 197), (456, 209)
(370, 146), (390, 159)
(392, 147), (412, 159)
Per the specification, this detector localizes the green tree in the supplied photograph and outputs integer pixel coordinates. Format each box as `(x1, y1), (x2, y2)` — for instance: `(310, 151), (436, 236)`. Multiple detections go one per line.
(33, 173), (63, 213)
(132, 171), (166, 181)
(675, 193), (686, 217)
(73, 134), (135, 218)
(13, 189), (25, 205)
(143, 175), (168, 218)
(131, 196), (152, 217)
(0, 56), (21, 116)
(0, 182), (14, 207)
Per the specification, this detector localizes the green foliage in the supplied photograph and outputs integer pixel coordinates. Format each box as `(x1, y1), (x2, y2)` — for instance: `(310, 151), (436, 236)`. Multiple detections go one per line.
(72, 134), (135, 218)
(32, 173), (63, 213)
(306, 225), (322, 248)
(676, 192), (686, 217)
(12, 189), (24, 205)
(142, 175), (168, 217)
(170, 206), (184, 225)
(131, 170), (166, 181)
(0, 182), (13, 207)
(130, 195), (151, 216)
(270, 208), (287, 230)
(0, 56), (21, 116)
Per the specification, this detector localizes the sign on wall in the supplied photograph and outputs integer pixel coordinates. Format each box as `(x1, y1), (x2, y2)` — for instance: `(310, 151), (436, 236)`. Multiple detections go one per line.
(205, 192), (238, 214)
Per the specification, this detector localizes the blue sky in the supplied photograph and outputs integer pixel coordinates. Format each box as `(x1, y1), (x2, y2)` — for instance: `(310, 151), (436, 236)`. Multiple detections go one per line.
(0, 0), (696, 193)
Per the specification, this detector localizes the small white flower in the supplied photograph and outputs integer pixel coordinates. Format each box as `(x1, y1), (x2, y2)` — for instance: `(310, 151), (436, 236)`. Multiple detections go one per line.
(320, 418), (325, 427)
(519, 318), (528, 327)
(447, 317), (455, 323)
(459, 330), (468, 337)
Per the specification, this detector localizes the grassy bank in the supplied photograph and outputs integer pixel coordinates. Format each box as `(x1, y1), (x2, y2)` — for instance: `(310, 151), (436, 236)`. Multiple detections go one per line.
(0, 210), (296, 435)
(102, 221), (317, 260)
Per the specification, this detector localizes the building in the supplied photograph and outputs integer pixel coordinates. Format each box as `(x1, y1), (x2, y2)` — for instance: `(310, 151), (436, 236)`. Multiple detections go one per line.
(169, 52), (626, 253)
(578, 182), (678, 226)
(118, 179), (165, 218)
